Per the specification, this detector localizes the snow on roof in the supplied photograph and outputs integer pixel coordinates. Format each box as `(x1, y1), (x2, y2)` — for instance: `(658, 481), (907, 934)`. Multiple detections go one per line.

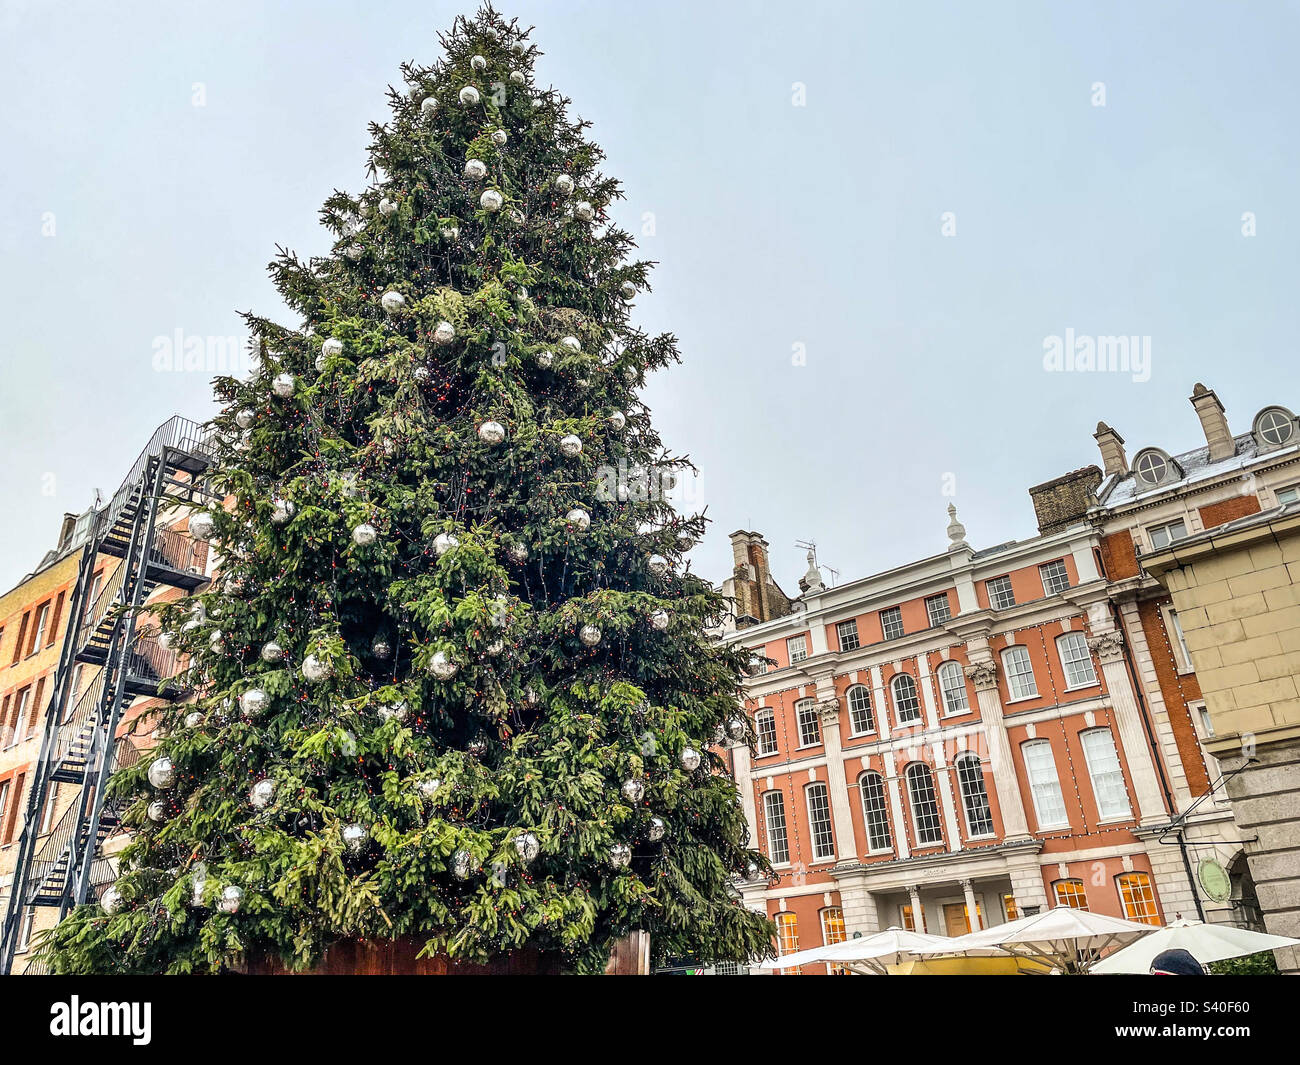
(1099, 431), (1298, 508)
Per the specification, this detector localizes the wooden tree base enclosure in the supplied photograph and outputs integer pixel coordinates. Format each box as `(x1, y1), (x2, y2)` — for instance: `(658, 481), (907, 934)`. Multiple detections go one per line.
(239, 931), (649, 975)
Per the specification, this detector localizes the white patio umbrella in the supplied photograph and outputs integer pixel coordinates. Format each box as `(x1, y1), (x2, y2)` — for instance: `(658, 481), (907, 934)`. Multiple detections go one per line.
(1092, 919), (1300, 974)
(948, 906), (1156, 973)
(758, 926), (959, 975)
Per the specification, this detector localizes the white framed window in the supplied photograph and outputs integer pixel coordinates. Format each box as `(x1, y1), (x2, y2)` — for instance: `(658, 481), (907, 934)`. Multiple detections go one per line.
(891, 673), (922, 724)
(1162, 605), (1193, 673)
(1001, 645), (1038, 699)
(763, 791), (790, 864)
(7, 687), (32, 747)
(1134, 449), (1170, 485)
(955, 753), (995, 838)
(775, 912), (800, 973)
(986, 575), (1016, 610)
(1255, 407), (1296, 447)
(925, 593), (952, 627)
(754, 708), (778, 756)
(937, 660), (969, 715)
(1192, 699), (1215, 739)
(805, 783), (835, 861)
(0, 781), (10, 835)
(859, 771), (892, 852)
(1080, 727), (1131, 820)
(1148, 519), (1188, 550)
(846, 685), (874, 734)
(1022, 739), (1069, 828)
(819, 907), (849, 975)
(1117, 872), (1160, 925)
(1039, 559), (1070, 596)
(37, 782), (59, 835)
(786, 634), (807, 664)
(1057, 631), (1098, 689)
(29, 603), (51, 653)
(835, 619), (860, 652)
(1277, 484), (1300, 506)
(905, 763), (944, 846)
(880, 607), (904, 641)
(15, 907), (35, 954)
(795, 699), (821, 747)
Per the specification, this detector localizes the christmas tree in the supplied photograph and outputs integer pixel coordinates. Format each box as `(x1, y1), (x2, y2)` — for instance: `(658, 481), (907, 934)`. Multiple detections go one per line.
(45, 5), (773, 975)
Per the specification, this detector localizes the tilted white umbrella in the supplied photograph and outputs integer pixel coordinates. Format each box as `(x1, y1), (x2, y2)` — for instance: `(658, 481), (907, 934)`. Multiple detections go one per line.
(758, 926), (958, 974)
(948, 906), (1156, 973)
(1092, 919), (1300, 974)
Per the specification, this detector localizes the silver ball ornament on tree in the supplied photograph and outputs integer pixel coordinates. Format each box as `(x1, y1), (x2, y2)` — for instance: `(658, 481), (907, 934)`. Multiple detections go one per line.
(270, 498), (295, 524)
(609, 843), (632, 868)
(218, 885), (244, 914)
(463, 158), (487, 181)
(352, 522), (378, 546)
(725, 716), (747, 741)
(147, 800), (168, 823)
(240, 688), (269, 718)
(470, 54), (487, 71)
(491, 128), (508, 146)
(650, 609), (670, 631)
(579, 624), (602, 647)
(680, 747), (701, 772)
(434, 531), (459, 556)
(574, 201), (595, 222)
(478, 420), (506, 445)
(608, 410), (626, 431)
(321, 336), (344, 359)
(450, 848), (480, 880)
(381, 290), (406, 313)
(554, 173), (575, 196)
(467, 737), (489, 757)
(536, 350), (555, 368)
(235, 408), (255, 429)
(647, 554), (669, 577)
(344, 242), (363, 259)
(371, 636), (392, 660)
(187, 511), (216, 541)
(620, 280), (637, 300)
(250, 778), (275, 809)
(302, 654), (333, 684)
(420, 96), (437, 114)
(559, 434), (583, 458)
(509, 70), (525, 85)
(184, 710), (205, 729)
(506, 542), (529, 564)
(416, 777), (440, 798)
(514, 831), (540, 863)
(101, 885), (125, 915)
(342, 823), (369, 854)
(620, 778), (645, 803)
(648, 817), (667, 842)
(429, 650), (458, 680)
(378, 197), (397, 216)
(377, 701), (408, 723)
(479, 189), (503, 212)
(565, 508), (591, 533)
(260, 640), (284, 663)
(147, 756), (176, 789)
(559, 335), (581, 353)
(441, 225), (460, 240)
(433, 319), (456, 346)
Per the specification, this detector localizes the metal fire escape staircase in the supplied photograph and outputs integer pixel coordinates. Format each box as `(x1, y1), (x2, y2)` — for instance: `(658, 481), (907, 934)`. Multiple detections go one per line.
(0, 416), (216, 974)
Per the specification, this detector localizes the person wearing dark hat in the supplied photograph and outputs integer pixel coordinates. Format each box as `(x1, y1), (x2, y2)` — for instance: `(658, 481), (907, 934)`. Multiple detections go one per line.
(1149, 948), (1205, 975)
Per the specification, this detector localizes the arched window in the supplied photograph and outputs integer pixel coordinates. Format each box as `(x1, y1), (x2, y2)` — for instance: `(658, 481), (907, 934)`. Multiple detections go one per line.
(774, 912), (801, 974)
(1021, 739), (1068, 828)
(905, 763), (944, 846)
(1253, 405), (1297, 449)
(846, 685), (874, 734)
(1053, 879), (1089, 910)
(754, 708), (778, 756)
(795, 699), (821, 747)
(859, 771), (893, 852)
(762, 791), (789, 864)
(1116, 872), (1160, 925)
(955, 753), (994, 838)
(805, 783), (835, 861)
(891, 673), (922, 725)
(937, 661), (969, 715)
(820, 907), (849, 975)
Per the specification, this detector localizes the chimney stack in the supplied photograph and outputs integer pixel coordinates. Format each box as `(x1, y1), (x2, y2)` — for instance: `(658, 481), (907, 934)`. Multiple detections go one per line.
(1190, 383), (1236, 462)
(1028, 466), (1103, 534)
(1094, 422), (1128, 477)
(725, 530), (793, 628)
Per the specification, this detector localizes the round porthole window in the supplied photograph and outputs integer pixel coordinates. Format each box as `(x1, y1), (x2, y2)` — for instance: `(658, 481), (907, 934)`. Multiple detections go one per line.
(1256, 407), (1295, 447)
(1134, 450), (1168, 485)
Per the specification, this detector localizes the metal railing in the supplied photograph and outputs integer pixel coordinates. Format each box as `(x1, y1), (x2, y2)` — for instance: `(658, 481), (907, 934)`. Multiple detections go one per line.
(125, 633), (182, 691)
(47, 670), (106, 774)
(149, 528), (208, 575)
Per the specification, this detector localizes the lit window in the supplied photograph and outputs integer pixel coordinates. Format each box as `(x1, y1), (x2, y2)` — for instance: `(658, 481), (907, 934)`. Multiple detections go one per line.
(925, 594), (952, 627)
(805, 783), (835, 861)
(1053, 879), (1089, 910)
(937, 661), (969, 715)
(775, 912), (800, 973)
(1004, 895), (1018, 921)
(1039, 559), (1070, 596)
(1148, 519), (1188, 550)
(1117, 872), (1160, 925)
(754, 709), (778, 756)
(987, 576), (1016, 610)
(1080, 728), (1131, 820)
(786, 634), (807, 664)
(880, 607), (904, 641)
(955, 753), (994, 837)
(859, 771), (892, 851)
(901, 903), (925, 931)
(846, 685), (874, 734)
(835, 619), (859, 652)
(763, 791), (789, 864)
(1002, 645), (1038, 699)
(905, 763), (944, 846)
(820, 907), (848, 975)
(891, 674), (922, 724)
(1058, 632), (1098, 689)
(1023, 739), (1069, 828)
(796, 699), (821, 747)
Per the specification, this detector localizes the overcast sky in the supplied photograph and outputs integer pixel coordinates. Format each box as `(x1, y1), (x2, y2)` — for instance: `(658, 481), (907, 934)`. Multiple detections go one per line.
(2, 0), (1298, 595)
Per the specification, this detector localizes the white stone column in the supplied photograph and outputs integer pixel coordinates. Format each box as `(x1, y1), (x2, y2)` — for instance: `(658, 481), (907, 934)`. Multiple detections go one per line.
(907, 884), (926, 933)
(963, 652), (1032, 841)
(1087, 630), (1169, 824)
(731, 740), (758, 847)
(917, 654), (941, 730)
(870, 665), (891, 741)
(885, 757), (911, 860)
(960, 878), (982, 930)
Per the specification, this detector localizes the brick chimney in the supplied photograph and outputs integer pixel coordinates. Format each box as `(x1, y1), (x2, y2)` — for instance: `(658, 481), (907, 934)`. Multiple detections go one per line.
(1094, 422), (1128, 477)
(1190, 383), (1236, 462)
(1028, 466), (1103, 534)
(725, 530), (793, 628)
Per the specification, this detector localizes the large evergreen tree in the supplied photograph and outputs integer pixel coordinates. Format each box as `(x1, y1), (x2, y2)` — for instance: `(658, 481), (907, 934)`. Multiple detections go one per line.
(46, 5), (773, 975)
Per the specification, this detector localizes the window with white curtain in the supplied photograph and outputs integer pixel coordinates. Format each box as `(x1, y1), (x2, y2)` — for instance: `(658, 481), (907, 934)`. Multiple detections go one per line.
(1080, 727), (1131, 819)
(1057, 631), (1098, 688)
(937, 661), (969, 714)
(1022, 739), (1069, 828)
(1002, 645), (1038, 699)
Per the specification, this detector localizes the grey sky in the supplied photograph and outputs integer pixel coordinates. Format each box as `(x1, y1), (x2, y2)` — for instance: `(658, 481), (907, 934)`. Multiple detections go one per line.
(2, 0), (1298, 595)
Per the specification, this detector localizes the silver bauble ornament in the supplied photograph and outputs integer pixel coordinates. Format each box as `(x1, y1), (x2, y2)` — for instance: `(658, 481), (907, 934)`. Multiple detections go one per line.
(187, 511), (216, 541)
(381, 290), (405, 313)
(620, 281), (637, 300)
(508, 207), (525, 224)
(434, 531), (459, 556)
(147, 800), (167, 823)
(218, 885), (243, 914)
(609, 843), (632, 868)
(478, 420), (506, 445)
(147, 756), (176, 789)
(377, 701), (408, 723)
(413, 365), (431, 383)
(525, 687), (540, 706)
(342, 822), (369, 854)
(725, 716), (747, 741)
(235, 408), (255, 429)
(680, 747), (701, 771)
(302, 654), (332, 684)
(378, 197), (397, 216)
(650, 609), (670, 631)
(620, 778), (645, 803)
(746, 860), (760, 880)
(470, 54), (487, 70)
(608, 410), (626, 431)
(441, 225), (460, 240)
(433, 319), (456, 345)
(260, 640), (284, 663)
(508, 70), (525, 85)
(536, 350), (555, 368)
(314, 353), (327, 372)
(208, 629), (225, 651)
(270, 498), (295, 524)
(648, 554), (669, 577)
(321, 337), (344, 358)
(420, 96), (437, 114)
(514, 831), (540, 863)
(101, 885), (125, 915)
(579, 624), (602, 647)
(506, 542), (529, 564)
(240, 688), (269, 717)
(648, 816), (667, 842)
(429, 650), (458, 680)
(574, 200), (595, 222)
(491, 128), (508, 145)
(565, 508), (591, 533)
(157, 631), (173, 651)
(559, 434), (583, 458)
(344, 242), (363, 259)
(451, 848), (480, 880)
(416, 777), (441, 798)
(467, 737), (489, 756)
(371, 637), (392, 659)
(479, 189), (503, 212)
(351, 522), (378, 546)
(463, 158), (487, 180)
(184, 710), (205, 729)
(250, 778), (275, 808)
(486, 639), (504, 654)
(554, 173), (575, 196)
(559, 335), (581, 353)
